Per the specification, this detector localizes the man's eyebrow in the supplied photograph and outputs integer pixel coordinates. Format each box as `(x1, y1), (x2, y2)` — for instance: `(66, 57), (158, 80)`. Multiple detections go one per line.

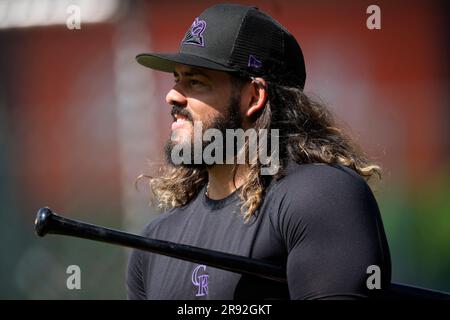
(173, 68), (211, 79)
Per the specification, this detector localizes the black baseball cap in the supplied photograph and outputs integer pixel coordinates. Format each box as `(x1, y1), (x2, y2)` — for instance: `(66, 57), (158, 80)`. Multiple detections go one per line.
(136, 3), (306, 89)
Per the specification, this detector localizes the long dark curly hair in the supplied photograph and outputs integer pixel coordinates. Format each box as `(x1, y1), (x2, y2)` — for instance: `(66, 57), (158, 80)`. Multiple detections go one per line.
(141, 76), (381, 222)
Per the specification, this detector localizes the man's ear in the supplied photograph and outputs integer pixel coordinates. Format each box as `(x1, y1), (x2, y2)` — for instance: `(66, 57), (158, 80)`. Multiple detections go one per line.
(246, 77), (267, 117)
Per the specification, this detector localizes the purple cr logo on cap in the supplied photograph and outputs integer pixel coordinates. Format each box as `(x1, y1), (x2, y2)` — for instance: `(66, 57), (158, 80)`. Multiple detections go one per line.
(182, 17), (206, 47)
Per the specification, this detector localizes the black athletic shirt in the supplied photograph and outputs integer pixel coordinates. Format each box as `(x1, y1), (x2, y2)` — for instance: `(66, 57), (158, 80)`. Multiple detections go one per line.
(127, 163), (391, 300)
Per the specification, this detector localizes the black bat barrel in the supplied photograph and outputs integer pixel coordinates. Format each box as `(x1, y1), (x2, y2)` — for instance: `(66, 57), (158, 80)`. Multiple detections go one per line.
(34, 207), (450, 299)
(35, 207), (286, 283)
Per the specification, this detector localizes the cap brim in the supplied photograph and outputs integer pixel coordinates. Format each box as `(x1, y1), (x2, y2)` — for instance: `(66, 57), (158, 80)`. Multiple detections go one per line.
(136, 53), (237, 73)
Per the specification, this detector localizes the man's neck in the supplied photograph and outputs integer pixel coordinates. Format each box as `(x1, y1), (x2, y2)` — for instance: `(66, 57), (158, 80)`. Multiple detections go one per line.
(206, 164), (248, 200)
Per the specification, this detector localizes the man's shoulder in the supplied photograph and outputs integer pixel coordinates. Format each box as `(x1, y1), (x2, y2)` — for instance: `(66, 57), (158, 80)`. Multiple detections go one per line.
(274, 163), (366, 188)
(264, 162), (378, 224)
(264, 162), (382, 251)
(272, 162), (368, 195)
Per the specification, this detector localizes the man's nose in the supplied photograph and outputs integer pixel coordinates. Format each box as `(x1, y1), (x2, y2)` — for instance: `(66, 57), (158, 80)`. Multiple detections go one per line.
(166, 88), (187, 107)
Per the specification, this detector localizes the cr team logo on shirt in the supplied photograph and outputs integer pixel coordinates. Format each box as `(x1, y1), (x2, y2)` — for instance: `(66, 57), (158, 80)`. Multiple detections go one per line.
(192, 264), (209, 297)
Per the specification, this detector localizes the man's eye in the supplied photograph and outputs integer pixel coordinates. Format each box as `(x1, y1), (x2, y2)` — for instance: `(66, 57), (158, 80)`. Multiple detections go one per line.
(190, 79), (203, 86)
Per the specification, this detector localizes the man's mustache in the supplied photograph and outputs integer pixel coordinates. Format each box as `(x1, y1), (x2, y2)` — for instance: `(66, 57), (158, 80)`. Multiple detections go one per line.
(171, 105), (194, 123)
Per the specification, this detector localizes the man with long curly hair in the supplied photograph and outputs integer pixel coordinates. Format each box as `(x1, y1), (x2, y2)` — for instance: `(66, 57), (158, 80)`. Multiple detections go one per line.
(128, 3), (391, 300)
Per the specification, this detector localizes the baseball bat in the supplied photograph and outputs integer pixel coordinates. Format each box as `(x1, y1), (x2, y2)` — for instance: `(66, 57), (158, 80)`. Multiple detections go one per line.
(35, 207), (286, 283)
(34, 207), (450, 299)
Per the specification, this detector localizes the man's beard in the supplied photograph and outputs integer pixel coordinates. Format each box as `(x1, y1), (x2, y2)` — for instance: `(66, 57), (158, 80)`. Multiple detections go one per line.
(164, 93), (242, 169)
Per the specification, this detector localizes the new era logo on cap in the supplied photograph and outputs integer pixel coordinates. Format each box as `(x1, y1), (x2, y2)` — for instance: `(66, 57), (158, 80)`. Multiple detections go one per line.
(248, 55), (263, 69)
(136, 3), (306, 89)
